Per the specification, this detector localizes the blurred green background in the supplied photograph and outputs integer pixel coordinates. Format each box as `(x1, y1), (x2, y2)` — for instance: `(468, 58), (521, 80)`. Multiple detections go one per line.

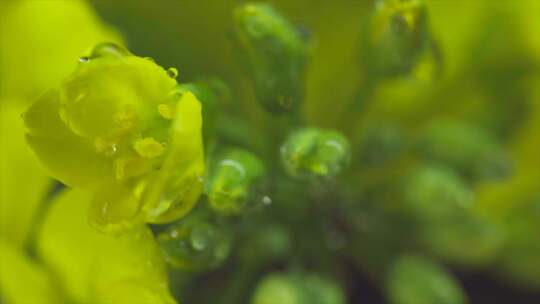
(1, 0), (540, 303)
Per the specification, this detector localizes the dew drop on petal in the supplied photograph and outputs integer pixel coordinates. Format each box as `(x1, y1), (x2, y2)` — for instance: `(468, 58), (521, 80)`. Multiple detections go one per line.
(91, 42), (130, 58)
(167, 67), (179, 79)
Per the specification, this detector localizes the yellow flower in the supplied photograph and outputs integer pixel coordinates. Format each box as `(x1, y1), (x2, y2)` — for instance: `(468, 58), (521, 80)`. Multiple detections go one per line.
(24, 46), (205, 232)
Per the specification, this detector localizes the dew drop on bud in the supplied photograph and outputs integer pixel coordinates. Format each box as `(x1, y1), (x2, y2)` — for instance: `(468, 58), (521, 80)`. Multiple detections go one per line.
(79, 56), (90, 63)
(205, 148), (266, 215)
(157, 219), (232, 271)
(281, 127), (351, 179)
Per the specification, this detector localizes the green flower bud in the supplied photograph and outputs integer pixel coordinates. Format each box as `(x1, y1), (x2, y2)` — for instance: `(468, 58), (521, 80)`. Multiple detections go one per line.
(417, 119), (512, 181)
(157, 216), (231, 271)
(386, 255), (468, 304)
(252, 273), (346, 304)
(234, 3), (310, 113)
(24, 45), (205, 231)
(300, 275), (347, 304)
(369, 0), (440, 78)
(419, 216), (503, 266)
(252, 274), (302, 304)
(205, 148), (266, 215)
(281, 128), (351, 179)
(403, 165), (473, 223)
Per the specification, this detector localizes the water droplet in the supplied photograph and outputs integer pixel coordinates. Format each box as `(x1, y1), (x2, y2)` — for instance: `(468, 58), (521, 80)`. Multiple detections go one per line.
(88, 182), (140, 233)
(143, 57), (155, 63)
(90, 42), (129, 58)
(79, 56), (90, 63)
(167, 67), (179, 79)
(219, 159), (247, 179)
(262, 196), (272, 206)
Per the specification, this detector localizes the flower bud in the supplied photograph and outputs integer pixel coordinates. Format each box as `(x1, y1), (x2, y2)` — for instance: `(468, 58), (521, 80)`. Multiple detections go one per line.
(369, 0), (440, 79)
(205, 148), (266, 215)
(234, 3), (310, 113)
(419, 216), (503, 266)
(386, 255), (468, 304)
(417, 119), (512, 181)
(252, 274), (302, 304)
(252, 273), (346, 304)
(281, 128), (351, 179)
(403, 165), (473, 223)
(300, 275), (346, 304)
(157, 216), (231, 271)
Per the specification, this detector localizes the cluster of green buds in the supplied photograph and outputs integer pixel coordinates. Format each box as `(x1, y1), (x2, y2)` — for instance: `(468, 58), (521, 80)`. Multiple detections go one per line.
(233, 3), (310, 113)
(24, 43), (205, 232)
(156, 146), (268, 270)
